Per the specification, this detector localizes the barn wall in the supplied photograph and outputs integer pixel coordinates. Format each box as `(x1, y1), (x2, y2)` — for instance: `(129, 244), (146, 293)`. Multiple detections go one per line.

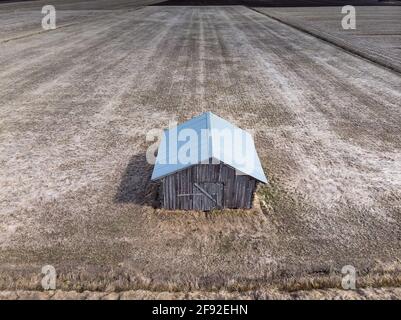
(162, 163), (256, 210)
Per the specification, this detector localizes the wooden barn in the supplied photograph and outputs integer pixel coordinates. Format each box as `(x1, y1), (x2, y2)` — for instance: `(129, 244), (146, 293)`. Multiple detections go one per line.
(151, 112), (267, 210)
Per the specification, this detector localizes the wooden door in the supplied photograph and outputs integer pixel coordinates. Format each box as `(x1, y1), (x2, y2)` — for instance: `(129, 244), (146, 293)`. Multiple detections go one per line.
(193, 182), (224, 211)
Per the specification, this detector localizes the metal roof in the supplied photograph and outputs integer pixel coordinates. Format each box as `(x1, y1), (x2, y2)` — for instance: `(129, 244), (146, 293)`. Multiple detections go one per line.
(151, 112), (268, 183)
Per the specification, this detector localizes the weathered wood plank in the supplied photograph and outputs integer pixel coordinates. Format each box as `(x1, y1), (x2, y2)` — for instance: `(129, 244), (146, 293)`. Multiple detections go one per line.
(161, 163), (257, 210)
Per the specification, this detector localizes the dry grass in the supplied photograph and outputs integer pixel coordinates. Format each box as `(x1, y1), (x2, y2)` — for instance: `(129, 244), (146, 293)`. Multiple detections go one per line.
(3, 286), (401, 300)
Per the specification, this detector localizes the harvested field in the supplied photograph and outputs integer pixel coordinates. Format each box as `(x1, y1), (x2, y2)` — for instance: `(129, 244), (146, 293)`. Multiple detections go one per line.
(253, 6), (401, 72)
(0, 0), (401, 298)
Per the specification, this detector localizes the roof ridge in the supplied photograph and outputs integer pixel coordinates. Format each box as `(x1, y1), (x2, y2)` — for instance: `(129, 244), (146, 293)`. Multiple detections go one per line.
(206, 112), (212, 162)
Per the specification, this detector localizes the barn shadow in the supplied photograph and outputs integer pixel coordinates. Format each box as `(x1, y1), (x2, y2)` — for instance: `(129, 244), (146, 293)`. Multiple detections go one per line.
(114, 153), (161, 208)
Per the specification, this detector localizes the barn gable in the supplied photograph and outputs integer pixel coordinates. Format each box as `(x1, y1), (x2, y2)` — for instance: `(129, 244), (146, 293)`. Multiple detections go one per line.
(162, 163), (257, 210)
(151, 112), (267, 183)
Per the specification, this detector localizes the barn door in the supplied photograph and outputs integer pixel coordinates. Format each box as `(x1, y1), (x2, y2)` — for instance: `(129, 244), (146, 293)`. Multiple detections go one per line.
(193, 183), (223, 211)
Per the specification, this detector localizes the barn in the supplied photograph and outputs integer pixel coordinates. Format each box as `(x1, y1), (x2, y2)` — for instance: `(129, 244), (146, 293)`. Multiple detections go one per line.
(151, 112), (267, 210)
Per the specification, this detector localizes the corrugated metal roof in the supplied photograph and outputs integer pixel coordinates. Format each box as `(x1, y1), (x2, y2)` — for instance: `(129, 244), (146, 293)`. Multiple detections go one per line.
(151, 112), (268, 183)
